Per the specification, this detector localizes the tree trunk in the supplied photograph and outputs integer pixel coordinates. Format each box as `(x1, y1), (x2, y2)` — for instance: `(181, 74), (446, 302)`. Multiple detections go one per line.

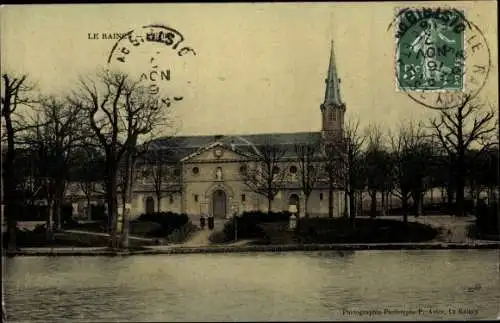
(369, 191), (377, 218)
(304, 194), (310, 218)
(413, 191), (423, 217)
(54, 198), (62, 231)
(46, 200), (54, 241)
(349, 191), (356, 220)
(267, 197), (272, 214)
(106, 170), (118, 249)
(447, 185), (454, 210)
(456, 155), (466, 217)
(86, 196), (92, 221)
(402, 197), (409, 225)
(157, 195), (162, 213)
(381, 192), (386, 217)
(53, 177), (66, 231)
(6, 204), (18, 252)
(358, 191), (363, 217)
(4, 101), (18, 252)
(343, 190), (349, 218)
(121, 151), (134, 250)
(328, 177), (334, 218)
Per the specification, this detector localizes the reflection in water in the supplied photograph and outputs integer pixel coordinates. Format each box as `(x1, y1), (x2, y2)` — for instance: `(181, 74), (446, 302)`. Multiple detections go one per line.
(4, 250), (498, 322)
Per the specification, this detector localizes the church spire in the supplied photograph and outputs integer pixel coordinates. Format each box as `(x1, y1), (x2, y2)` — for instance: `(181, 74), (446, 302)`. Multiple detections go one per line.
(324, 40), (342, 106)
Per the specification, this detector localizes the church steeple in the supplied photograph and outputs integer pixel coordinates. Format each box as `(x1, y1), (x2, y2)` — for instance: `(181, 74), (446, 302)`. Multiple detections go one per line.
(324, 40), (342, 106)
(320, 40), (345, 143)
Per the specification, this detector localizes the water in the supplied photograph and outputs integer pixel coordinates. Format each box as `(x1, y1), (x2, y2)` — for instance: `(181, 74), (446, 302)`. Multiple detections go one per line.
(3, 250), (499, 322)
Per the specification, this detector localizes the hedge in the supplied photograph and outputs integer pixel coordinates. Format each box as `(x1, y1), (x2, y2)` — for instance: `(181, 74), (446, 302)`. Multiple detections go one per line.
(136, 212), (189, 237)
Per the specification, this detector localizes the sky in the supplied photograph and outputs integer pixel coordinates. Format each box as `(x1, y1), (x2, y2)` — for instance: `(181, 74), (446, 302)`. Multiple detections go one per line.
(1, 2), (498, 137)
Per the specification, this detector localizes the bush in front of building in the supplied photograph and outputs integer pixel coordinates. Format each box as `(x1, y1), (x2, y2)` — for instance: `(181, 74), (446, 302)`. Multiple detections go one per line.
(474, 201), (499, 237)
(136, 212), (190, 237)
(295, 217), (438, 243)
(165, 222), (199, 243)
(239, 210), (292, 223)
(213, 210), (292, 243)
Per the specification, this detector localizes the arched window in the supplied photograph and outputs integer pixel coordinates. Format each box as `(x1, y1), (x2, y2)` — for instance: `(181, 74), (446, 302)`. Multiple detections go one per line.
(192, 167), (199, 174)
(289, 165), (297, 174)
(239, 165), (247, 175)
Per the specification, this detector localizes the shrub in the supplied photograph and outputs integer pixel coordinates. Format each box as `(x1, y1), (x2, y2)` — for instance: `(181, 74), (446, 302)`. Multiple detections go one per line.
(239, 210), (291, 223)
(165, 222), (198, 243)
(137, 212), (189, 237)
(218, 210), (291, 241)
(129, 221), (163, 237)
(475, 201), (499, 235)
(295, 217), (438, 243)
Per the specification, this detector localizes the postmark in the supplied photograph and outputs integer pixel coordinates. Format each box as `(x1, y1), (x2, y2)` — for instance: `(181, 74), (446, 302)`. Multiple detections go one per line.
(390, 8), (491, 110)
(107, 24), (197, 106)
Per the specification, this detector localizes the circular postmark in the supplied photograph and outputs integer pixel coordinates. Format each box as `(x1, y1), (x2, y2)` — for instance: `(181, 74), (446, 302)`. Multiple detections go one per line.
(389, 8), (491, 110)
(107, 24), (197, 106)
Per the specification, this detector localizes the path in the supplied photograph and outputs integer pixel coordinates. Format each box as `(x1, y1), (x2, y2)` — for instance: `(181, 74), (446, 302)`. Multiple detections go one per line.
(181, 218), (227, 247)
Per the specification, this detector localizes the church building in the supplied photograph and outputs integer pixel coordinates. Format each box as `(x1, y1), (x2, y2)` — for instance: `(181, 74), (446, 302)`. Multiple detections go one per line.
(70, 41), (347, 220)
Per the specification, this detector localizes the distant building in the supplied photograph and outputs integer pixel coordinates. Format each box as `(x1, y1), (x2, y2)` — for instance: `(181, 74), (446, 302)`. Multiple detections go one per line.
(68, 41), (347, 219)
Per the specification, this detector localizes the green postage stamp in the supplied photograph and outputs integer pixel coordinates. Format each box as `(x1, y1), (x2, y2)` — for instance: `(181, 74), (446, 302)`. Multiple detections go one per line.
(395, 8), (466, 92)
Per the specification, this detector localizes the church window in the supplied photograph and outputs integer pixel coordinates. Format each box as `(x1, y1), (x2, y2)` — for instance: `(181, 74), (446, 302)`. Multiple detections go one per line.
(194, 194), (199, 202)
(169, 196), (174, 204)
(320, 192), (324, 200)
(192, 167), (199, 174)
(239, 165), (247, 174)
(289, 165), (297, 174)
(241, 194), (246, 202)
(331, 109), (337, 121)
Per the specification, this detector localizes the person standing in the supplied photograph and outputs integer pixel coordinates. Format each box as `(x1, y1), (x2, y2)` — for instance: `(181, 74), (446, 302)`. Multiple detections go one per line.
(200, 214), (206, 230)
(208, 213), (215, 230)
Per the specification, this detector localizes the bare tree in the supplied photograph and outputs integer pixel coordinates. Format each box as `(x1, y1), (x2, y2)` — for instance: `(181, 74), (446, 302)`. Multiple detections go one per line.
(294, 138), (322, 217)
(149, 161), (181, 213)
(70, 69), (174, 249)
(364, 124), (391, 218)
(1, 73), (37, 251)
(72, 146), (106, 220)
(21, 95), (84, 232)
(389, 121), (433, 224)
(322, 141), (343, 218)
(323, 118), (366, 220)
(242, 140), (288, 213)
(429, 94), (496, 216)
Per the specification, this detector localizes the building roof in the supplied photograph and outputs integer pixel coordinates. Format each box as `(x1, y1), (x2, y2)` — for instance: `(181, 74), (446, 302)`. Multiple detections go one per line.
(143, 131), (322, 162)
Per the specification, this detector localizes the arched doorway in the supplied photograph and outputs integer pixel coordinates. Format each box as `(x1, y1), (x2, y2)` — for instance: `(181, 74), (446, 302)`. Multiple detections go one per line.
(145, 196), (155, 214)
(212, 190), (227, 218)
(288, 194), (300, 215)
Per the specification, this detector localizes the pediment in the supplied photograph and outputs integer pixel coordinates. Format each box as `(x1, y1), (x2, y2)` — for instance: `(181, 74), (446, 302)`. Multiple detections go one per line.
(180, 142), (250, 163)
